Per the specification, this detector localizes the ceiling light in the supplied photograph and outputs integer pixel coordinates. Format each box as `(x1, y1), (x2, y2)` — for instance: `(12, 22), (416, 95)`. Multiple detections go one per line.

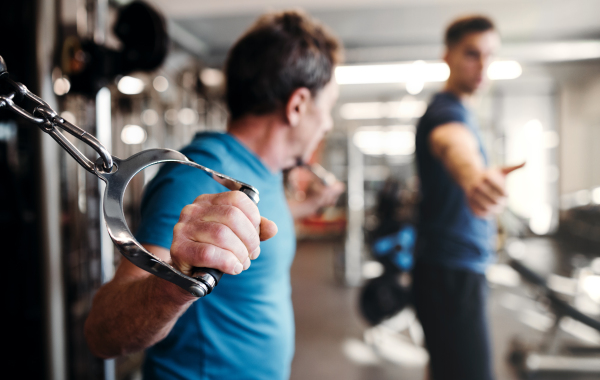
(335, 61), (449, 85)
(141, 109), (159, 126)
(593, 187), (600, 204)
(543, 131), (559, 149)
(353, 126), (415, 156)
(340, 99), (427, 120)
(487, 61), (522, 80)
(529, 203), (553, 235)
(341, 102), (387, 120)
(117, 76), (145, 95)
(120, 124), (147, 145)
(200, 68), (224, 87)
(153, 76), (169, 92)
(53, 77), (71, 96)
(387, 100), (427, 119)
(406, 81), (424, 95)
(178, 108), (198, 125)
(164, 109), (178, 125)
(336, 59), (524, 85)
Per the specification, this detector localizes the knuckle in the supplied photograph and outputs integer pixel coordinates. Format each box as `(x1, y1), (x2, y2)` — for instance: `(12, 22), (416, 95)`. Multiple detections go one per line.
(223, 205), (242, 222)
(212, 224), (230, 242)
(195, 244), (215, 263)
(172, 222), (185, 238)
(231, 190), (247, 203)
(194, 193), (211, 204)
(171, 241), (191, 263)
(178, 205), (195, 222)
(220, 190), (241, 204)
(170, 240), (183, 258)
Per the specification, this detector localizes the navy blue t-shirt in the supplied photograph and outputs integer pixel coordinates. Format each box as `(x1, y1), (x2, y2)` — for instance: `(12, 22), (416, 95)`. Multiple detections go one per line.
(415, 92), (496, 273)
(135, 132), (296, 379)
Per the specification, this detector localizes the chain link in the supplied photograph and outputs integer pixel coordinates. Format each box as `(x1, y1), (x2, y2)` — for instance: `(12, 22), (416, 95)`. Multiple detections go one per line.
(0, 72), (113, 172)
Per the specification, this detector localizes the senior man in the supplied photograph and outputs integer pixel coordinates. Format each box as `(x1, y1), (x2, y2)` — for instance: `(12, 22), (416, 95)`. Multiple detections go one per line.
(85, 10), (343, 380)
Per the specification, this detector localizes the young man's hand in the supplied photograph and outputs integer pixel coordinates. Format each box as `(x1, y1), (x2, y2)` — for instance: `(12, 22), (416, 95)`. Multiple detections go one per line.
(429, 122), (525, 218)
(305, 179), (346, 210)
(464, 164), (524, 217)
(170, 191), (278, 276)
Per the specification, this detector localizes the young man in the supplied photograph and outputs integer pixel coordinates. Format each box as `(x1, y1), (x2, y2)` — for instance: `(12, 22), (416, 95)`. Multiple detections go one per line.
(85, 11), (343, 379)
(413, 16), (523, 380)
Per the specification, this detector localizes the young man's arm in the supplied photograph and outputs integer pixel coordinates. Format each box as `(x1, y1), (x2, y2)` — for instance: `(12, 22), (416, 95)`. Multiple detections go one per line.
(287, 179), (345, 220)
(84, 191), (277, 358)
(429, 123), (523, 217)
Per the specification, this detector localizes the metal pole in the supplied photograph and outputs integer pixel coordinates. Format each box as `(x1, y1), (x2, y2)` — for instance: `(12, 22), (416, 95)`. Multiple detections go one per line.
(36, 0), (67, 379)
(92, 0), (117, 377)
(344, 129), (364, 286)
(89, 0), (118, 377)
(96, 86), (117, 380)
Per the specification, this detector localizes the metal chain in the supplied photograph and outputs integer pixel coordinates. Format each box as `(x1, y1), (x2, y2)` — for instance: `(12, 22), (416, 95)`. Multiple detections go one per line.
(0, 71), (113, 173)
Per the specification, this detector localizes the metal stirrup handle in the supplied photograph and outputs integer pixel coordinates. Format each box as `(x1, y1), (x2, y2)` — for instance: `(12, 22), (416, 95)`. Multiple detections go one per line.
(95, 148), (259, 298)
(0, 55), (260, 298)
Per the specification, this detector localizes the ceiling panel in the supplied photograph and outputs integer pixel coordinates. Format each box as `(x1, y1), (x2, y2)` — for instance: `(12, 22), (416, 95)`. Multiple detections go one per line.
(147, 0), (600, 64)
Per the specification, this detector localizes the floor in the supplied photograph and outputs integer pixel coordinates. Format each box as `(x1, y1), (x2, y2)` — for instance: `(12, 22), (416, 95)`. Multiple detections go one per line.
(289, 237), (600, 380)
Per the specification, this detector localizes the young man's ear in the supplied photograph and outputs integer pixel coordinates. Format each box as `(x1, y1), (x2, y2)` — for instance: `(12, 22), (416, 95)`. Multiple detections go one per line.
(443, 48), (450, 65)
(285, 87), (311, 127)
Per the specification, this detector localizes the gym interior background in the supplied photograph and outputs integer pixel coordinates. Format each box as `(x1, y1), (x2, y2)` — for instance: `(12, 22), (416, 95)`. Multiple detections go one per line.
(1, 0), (600, 379)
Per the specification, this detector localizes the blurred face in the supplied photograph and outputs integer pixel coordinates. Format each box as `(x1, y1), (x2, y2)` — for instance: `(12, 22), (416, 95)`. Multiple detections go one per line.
(445, 30), (500, 94)
(291, 79), (339, 164)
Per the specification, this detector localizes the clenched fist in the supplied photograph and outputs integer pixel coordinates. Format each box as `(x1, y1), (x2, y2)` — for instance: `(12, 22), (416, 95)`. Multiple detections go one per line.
(464, 163), (524, 218)
(170, 191), (278, 276)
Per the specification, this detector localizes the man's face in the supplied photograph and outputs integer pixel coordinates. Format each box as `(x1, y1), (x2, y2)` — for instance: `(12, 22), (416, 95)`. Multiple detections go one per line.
(445, 30), (500, 94)
(291, 79), (339, 164)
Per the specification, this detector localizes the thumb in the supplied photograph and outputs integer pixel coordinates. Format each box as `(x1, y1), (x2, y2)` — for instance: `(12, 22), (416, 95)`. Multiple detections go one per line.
(259, 217), (278, 241)
(501, 162), (525, 176)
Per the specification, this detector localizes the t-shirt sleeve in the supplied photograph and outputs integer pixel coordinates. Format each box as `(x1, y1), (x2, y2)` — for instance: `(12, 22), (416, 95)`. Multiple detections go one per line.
(426, 104), (468, 130)
(135, 150), (226, 250)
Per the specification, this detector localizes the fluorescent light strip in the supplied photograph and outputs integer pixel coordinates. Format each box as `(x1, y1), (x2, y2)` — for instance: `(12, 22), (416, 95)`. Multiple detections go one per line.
(336, 61), (449, 85)
(340, 99), (427, 120)
(353, 126), (416, 156)
(336, 60), (522, 85)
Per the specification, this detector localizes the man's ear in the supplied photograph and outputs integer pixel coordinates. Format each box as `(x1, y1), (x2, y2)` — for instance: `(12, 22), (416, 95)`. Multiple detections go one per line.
(285, 87), (311, 127)
(443, 48), (450, 65)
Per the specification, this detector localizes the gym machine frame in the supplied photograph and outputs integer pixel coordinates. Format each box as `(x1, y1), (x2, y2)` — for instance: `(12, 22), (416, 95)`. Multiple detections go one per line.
(508, 259), (600, 377)
(0, 55), (259, 298)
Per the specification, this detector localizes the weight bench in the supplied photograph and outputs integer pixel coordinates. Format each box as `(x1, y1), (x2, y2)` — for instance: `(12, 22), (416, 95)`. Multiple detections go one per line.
(508, 259), (600, 377)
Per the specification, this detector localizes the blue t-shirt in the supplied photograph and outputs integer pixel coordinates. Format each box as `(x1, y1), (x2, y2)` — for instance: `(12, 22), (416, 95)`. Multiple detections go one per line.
(135, 132), (296, 380)
(415, 92), (496, 273)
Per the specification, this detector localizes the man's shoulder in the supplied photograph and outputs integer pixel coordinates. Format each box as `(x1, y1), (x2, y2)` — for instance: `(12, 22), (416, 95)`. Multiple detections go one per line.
(419, 93), (468, 130)
(183, 132), (230, 163)
(429, 92), (467, 116)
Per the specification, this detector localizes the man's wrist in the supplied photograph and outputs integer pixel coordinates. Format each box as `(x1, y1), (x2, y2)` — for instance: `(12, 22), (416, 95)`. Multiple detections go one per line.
(150, 274), (198, 306)
(459, 170), (485, 195)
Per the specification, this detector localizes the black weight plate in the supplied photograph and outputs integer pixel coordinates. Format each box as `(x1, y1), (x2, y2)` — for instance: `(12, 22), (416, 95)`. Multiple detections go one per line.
(114, 1), (169, 73)
(359, 274), (410, 326)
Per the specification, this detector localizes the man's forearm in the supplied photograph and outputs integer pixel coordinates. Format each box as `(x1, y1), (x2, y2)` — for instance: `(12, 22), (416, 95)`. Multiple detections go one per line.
(430, 123), (485, 193)
(287, 198), (320, 220)
(84, 273), (195, 358)
(438, 142), (485, 192)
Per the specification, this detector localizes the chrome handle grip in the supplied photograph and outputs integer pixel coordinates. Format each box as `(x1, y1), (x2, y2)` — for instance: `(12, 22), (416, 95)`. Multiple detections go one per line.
(96, 148), (259, 297)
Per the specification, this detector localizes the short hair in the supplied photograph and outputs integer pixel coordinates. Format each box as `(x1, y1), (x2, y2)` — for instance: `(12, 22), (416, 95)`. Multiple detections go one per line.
(444, 15), (496, 47)
(225, 10), (342, 120)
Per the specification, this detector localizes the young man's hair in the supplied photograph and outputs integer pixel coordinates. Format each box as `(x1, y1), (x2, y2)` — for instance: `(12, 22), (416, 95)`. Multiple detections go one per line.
(225, 10), (342, 120)
(444, 15), (495, 47)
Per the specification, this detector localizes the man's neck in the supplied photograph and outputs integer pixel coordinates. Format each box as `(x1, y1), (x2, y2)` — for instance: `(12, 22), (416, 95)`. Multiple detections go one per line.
(227, 114), (292, 173)
(443, 80), (472, 103)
